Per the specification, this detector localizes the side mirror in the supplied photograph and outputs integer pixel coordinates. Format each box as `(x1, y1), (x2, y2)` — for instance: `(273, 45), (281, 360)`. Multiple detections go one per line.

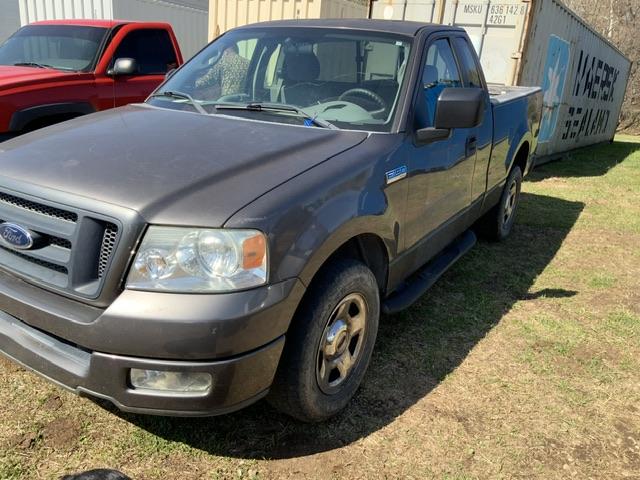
(415, 87), (484, 145)
(434, 87), (485, 129)
(108, 57), (138, 76)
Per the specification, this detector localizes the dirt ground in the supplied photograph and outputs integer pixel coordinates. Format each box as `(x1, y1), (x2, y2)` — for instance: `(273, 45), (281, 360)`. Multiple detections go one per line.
(1, 136), (639, 479)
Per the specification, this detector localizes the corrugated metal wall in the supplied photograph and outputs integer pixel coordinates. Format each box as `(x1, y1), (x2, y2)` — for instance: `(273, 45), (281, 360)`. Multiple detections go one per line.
(10, 0), (208, 60)
(370, 1), (440, 23)
(320, 0), (368, 18)
(113, 0), (208, 59)
(17, 0), (114, 22)
(0, 1), (22, 44)
(208, 0), (367, 39)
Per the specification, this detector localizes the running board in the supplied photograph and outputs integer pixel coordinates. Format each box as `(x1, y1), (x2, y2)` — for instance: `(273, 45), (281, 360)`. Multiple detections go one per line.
(382, 229), (477, 315)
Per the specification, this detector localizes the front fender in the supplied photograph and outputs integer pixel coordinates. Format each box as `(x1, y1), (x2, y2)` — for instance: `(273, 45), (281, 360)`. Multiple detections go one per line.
(225, 134), (406, 287)
(278, 192), (396, 288)
(9, 102), (96, 132)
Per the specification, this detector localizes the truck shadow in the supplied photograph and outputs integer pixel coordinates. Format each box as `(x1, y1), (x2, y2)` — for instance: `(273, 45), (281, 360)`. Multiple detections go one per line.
(529, 140), (640, 181)
(109, 190), (584, 459)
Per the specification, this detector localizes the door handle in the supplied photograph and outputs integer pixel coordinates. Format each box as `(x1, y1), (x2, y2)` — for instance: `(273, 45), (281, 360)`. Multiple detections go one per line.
(466, 136), (477, 157)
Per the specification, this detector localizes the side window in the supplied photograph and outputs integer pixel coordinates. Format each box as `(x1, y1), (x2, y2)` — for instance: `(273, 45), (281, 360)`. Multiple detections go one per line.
(422, 38), (461, 124)
(112, 29), (177, 75)
(454, 37), (483, 88)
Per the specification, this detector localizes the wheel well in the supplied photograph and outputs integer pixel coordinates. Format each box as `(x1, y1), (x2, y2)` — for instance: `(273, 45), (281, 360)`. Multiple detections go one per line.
(512, 141), (529, 174)
(22, 113), (82, 133)
(316, 234), (389, 294)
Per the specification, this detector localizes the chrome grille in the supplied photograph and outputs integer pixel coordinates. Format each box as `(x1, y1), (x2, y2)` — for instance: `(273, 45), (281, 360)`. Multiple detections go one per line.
(98, 223), (118, 278)
(0, 191), (78, 222)
(48, 236), (72, 249)
(0, 189), (121, 299)
(0, 246), (68, 274)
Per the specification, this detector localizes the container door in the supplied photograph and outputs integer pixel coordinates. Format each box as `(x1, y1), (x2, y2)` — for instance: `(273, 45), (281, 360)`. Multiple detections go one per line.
(370, 0), (531, 86)
(442, 0), (530, 85)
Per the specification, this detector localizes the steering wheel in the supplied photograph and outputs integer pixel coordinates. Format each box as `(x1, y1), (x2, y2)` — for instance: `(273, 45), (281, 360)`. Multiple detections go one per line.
(338, 88), (387, 115)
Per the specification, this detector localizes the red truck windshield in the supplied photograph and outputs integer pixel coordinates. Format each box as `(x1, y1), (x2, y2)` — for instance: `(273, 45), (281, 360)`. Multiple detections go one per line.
(0, 25), (108, 72)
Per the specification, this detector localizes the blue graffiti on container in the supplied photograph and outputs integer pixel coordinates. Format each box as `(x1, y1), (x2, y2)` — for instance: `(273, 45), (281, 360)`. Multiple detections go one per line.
(538, 35), (570, 143)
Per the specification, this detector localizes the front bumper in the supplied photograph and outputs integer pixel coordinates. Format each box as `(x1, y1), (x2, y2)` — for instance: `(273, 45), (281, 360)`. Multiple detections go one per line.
(0, 309), (284, 415)
(0, 270), (306, 415)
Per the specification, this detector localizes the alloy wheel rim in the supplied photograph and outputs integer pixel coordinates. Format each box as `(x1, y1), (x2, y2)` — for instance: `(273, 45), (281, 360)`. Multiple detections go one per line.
(503, 179), (518, 225)
(316, 293), (368, 395)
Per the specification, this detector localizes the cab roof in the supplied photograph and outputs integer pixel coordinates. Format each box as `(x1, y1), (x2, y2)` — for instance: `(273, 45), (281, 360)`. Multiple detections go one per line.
(236, 18), (464, 37)
(29, 19), (171, 29)
(30, 19), (125, 28)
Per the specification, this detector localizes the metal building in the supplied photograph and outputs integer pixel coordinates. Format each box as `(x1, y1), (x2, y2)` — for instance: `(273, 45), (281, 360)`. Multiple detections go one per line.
(371, 0), (632, 160)
(0, 0), (209, 59)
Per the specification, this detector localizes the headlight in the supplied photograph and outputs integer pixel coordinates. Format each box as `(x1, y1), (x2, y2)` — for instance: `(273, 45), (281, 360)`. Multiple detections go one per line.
(126, 227), (267, 292)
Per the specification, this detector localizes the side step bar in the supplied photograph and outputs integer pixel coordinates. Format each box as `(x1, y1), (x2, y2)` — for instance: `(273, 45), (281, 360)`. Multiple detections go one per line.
(382, 229), (477, 315)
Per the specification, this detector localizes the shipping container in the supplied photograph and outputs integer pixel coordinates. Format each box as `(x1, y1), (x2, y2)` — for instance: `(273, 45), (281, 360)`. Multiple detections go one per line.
(371, 0), (632, 160)
(0, 0), (209, 59)
(208, 0), (368, 38)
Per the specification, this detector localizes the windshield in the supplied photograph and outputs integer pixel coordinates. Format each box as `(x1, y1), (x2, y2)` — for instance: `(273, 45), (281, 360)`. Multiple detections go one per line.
(148, 27), (412, 132)
(0, 25), (108, 72)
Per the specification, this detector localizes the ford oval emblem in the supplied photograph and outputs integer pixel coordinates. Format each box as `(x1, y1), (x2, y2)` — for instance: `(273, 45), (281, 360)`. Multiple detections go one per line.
(0, 223), (35, 250)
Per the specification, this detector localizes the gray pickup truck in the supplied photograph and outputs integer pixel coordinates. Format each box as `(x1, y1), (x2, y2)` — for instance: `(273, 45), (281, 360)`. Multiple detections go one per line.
(0, 20), (541, 422)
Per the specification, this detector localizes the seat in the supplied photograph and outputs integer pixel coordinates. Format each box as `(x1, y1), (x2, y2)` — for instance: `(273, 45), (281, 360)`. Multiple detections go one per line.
(423, 65), (439, 87)
(278, 51), (322, 107)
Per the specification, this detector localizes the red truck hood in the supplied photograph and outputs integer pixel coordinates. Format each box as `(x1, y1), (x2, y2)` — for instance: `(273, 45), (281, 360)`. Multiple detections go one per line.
(0, 65), (73, 90)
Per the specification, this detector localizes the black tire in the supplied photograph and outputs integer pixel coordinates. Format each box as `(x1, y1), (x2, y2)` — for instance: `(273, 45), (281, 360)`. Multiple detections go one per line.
(268, 259), (380, 422)
(476, 165), (523, 241)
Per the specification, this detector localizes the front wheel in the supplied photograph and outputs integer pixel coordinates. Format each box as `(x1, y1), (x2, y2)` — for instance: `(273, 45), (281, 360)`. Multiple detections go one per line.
(476, 165), (523, 241)
(268, 259), (379, 422)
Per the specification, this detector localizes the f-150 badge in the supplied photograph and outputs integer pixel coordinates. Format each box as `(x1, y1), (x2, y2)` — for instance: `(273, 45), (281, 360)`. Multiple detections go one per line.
(386, 166), (407, 184)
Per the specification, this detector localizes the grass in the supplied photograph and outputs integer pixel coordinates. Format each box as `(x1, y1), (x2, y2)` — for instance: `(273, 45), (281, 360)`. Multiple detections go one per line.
(1, 136), (640, 479)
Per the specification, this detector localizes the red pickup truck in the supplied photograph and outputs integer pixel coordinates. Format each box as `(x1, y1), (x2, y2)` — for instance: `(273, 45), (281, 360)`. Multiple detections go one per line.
(0, 20), (183, 142)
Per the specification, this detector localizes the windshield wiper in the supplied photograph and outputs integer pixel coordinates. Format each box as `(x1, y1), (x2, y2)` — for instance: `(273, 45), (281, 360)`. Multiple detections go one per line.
(14, 62), (54, 69)
(214, 102), (337, 129)
(149, 90), (208, 115)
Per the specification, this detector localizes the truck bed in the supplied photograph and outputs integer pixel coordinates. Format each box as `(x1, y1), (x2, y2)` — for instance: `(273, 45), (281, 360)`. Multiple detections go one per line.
(488, 84), (542, 105)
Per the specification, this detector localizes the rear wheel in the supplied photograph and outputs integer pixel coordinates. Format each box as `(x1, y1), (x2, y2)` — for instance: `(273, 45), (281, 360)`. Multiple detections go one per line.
(476, 165), (522, 241)
(268, 259), (379, 422)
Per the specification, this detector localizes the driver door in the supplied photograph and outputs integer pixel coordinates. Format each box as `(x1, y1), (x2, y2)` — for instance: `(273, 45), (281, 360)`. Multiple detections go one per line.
(404, 36), (477, 253)
(106, 26), (178, 107)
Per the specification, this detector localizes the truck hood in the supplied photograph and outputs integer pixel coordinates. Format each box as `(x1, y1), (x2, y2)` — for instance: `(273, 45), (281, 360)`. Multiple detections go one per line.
(0, 65), (72, 90)
(0, 104), (368, 226)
